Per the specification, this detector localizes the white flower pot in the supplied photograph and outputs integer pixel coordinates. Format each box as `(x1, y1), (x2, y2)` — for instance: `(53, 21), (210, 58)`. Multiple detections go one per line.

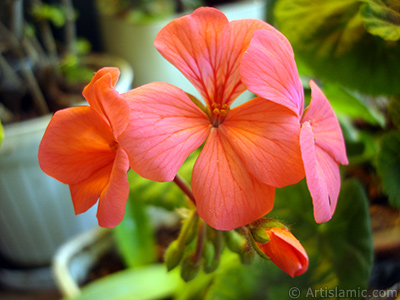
(0, 55), (133, 267)
(53, 209), (179, 298)
(52, 227), (113, 298)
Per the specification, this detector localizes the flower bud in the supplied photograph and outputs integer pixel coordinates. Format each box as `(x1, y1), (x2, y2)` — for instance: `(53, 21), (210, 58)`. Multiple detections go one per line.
(255, 227), (309, 277)
(203, 241), (219, 273)
(223, 230), (245, 253)
(164, 240), (184, 271)
(223, 230), (255, 264)
(180, 255), (201, 282)
(250, 227), (271, 244)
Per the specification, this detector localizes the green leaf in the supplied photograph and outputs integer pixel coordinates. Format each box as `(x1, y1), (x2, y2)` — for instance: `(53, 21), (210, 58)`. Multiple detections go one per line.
(263, 179), (373, 299)
(127, 150), (198, 210)
(321, 179), (373, 291)
(31, 4), (66, 27)
(376, 130), (400, 208)
(203, 258), (264, 300)
(112, 192), (157, 268)
(361, 0), (400, 41)
(66, 264), (183, 300)
(322, 83), (385, 126)
(273, 0), (400, 95)
(172, 179), (373, 300)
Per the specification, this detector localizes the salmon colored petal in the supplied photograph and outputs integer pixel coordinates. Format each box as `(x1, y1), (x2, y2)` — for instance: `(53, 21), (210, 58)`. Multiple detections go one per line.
(240, 29), (304, 117)
(259, 228), (308, 277)
(118, 82), (211, 182)
(38, 106), (116, 185)
(300, 122), (341, 223)
(154, 8), (272, 107)
(154, 7), (230, 107)
(97, 147), (130, 228)
(220, 97), (304, 187)
(219, 18), (278, 107)
(69, 163), (113, 214)
(83, 67), (130, 137)
(192, 129), (275, 230)
(82, 67), (119, 107)
(302, 80), (348, 165)
(316, 146), (341, 217)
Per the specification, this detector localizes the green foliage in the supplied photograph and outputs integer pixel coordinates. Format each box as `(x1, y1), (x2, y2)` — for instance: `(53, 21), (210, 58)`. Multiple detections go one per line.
(113, 151), (198, 270)
(31, 4), (66, 27)
(66, 264), (183, 300)
(273, 0), (400, 95)
(60, 45), (95, 86)
(127, 150), (198, 210)
(376, 130), (400, 209)
(112, 192), (157, 268)
(262, 179), (373, 299)
(319, 179), (373, 291)
(321, 83), (385, 127)
(96, 0), (176, 24)
(170, 179), (373, 300)
(361, 0), (400, 41)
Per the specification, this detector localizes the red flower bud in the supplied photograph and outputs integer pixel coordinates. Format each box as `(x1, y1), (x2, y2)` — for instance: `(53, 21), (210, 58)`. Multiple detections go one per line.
(257, 228), (308, 277)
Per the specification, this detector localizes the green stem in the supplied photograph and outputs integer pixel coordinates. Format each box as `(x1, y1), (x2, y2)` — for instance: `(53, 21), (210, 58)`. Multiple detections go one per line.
(192, 219), (206, 264)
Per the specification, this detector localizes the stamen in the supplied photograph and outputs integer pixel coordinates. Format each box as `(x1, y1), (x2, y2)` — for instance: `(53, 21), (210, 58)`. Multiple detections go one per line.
(209, 102), (230, 127)
(109, 140), (118, 152)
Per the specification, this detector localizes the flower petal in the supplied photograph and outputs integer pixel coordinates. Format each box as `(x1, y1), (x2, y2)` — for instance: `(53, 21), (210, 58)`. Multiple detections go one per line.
(69, 164), (112, 214)
(300, 121), (341, 223)
(154, 7), (272, 107)
(83, 67), (130, 137)
(258, 228), (308, 277)
(38, 106), (116, 185)
(192, 128), (275, 230)
(302, 80), (348, 165)
(97, 147), (130, 228)
(240, 29), (304, 117)
(82, 67), (119, 108)
(221, 18), (278, 107)
(119, 82), (210, 182)
(317, 146), (341, 217)
(220, 97), (304, 187)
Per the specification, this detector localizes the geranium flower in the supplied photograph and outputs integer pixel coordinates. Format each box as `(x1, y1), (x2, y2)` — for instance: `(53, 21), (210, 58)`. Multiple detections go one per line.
(38, 67), (130, 228)
(118, 7), (305, 230)
(255, 227), (308, 277)
(240, 29), (348, 223)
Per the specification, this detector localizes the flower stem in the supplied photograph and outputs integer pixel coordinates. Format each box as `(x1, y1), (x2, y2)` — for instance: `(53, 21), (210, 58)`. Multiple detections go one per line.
(173, 174), (196, 205)
(193, 219), (206, 264)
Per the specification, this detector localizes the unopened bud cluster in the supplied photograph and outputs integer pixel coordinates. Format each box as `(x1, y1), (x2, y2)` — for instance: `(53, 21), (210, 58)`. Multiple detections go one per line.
(164, 213), (307, 280)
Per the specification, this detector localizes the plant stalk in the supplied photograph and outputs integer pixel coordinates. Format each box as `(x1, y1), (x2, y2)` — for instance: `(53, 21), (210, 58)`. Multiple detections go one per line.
(173, 174), (196, 205)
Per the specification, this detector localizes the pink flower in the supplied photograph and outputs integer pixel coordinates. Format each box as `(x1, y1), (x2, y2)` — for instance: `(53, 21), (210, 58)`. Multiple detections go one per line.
(240, 29), (348, 223)
(118, 8), (305, 230)
(256, 227), (309, 277)
(38, 67), (131, 228)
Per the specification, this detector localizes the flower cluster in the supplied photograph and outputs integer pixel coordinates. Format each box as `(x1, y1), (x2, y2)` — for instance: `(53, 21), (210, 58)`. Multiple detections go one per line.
(38, 7), (347, 277)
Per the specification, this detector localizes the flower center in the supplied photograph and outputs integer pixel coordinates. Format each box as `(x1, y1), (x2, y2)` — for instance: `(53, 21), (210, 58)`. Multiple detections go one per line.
(109, 140), (118, 152)
(210, 102), (228, 127)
